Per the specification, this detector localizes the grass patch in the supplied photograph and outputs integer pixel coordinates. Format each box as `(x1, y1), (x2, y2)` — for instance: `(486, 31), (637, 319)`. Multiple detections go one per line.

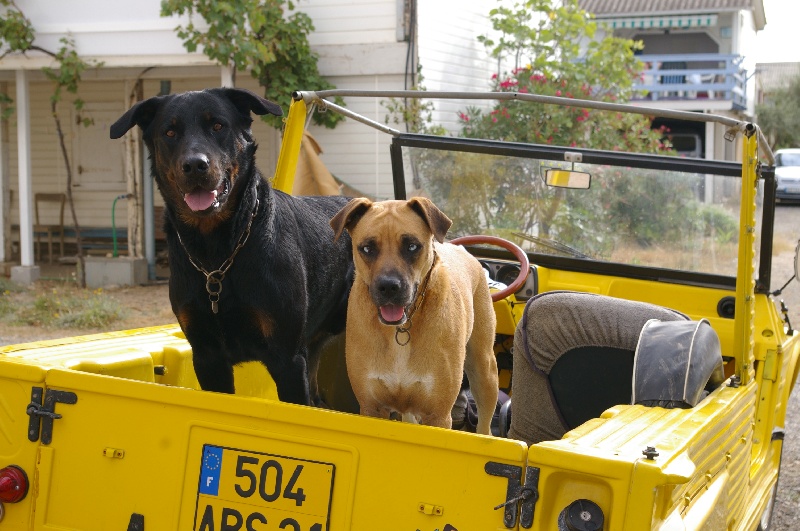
(0, 278), (25, 318)
(10, 287), (127, 329)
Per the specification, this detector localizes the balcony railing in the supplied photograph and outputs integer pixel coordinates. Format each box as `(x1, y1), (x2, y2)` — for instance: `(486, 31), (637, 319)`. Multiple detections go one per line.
(633, 53), (746, 110)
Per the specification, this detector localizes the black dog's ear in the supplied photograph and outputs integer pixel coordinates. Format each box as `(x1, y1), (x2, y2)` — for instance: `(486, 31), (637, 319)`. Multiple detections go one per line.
(330, 197), (373, 241)
(109, 95), (170, 139)
(214, 88), (283, 118)
(408, 197), (452, 243)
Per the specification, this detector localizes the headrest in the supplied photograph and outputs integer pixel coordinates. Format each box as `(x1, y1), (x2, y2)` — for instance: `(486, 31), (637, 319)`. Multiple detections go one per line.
(633, 318), (725, 408)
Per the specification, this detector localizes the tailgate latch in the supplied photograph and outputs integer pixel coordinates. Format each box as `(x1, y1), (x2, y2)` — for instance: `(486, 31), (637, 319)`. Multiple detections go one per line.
(26, 387), (78, 444)
(485, 462), (540, 528)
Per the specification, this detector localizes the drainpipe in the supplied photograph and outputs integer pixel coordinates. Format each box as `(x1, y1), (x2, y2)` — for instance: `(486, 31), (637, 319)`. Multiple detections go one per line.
(112, 194), (132, 258)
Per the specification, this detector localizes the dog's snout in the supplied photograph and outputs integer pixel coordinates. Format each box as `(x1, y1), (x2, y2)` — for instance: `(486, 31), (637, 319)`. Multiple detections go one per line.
(182, 154), (210, 176)
(376, 275), (403, 297)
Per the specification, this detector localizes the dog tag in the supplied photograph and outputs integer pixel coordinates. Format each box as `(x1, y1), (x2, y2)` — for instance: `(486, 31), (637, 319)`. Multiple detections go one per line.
(211, 300), (218, 314)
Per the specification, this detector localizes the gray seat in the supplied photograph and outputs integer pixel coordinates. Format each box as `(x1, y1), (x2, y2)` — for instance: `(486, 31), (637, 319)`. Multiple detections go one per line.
(508, 291), (724, 445)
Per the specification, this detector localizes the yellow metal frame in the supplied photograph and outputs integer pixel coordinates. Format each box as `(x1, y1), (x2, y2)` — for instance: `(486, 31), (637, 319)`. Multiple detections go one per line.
(271, 97), (308, 194)
(734, 129), (759, 385)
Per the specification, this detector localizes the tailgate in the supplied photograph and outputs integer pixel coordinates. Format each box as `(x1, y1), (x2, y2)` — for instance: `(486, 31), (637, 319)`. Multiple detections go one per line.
(12, 366), (527, 530)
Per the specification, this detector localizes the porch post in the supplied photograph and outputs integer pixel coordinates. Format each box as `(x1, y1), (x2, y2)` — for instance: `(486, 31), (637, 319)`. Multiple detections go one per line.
(11, 69), (39, 284)
(221, 65), (234, 88)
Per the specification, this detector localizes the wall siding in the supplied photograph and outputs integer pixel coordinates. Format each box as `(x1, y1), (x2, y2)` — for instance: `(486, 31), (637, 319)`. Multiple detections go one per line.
(7, 76), (280, 232)
(2, 0), (498, 245)
(417, 0), (496, 131)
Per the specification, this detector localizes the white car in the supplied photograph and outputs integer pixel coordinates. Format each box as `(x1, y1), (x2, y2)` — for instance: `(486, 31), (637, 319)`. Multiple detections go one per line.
(775, 148), (800, 202)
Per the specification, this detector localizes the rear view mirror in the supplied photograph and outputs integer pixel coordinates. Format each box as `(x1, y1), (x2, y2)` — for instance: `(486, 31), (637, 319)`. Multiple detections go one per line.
(545, 169), (591, 189)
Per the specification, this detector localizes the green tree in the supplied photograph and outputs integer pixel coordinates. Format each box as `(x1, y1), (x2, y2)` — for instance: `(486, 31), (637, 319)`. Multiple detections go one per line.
(410, 0), (684, 251)
(161, 0), (343, 128)
(756, 75), (800, 150)
(0, 1), (99, 286)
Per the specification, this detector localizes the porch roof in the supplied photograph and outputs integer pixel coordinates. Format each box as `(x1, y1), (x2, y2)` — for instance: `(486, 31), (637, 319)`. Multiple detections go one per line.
(578, 0), (766, 30)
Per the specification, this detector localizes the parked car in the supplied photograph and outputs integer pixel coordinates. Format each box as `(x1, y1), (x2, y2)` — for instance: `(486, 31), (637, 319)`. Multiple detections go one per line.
(774, 148), (800, 203)
(0, 90), (797, 530)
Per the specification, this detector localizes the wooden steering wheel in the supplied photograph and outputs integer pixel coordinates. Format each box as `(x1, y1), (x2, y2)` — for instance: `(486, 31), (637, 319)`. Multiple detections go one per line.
(450, 235), (530, 302)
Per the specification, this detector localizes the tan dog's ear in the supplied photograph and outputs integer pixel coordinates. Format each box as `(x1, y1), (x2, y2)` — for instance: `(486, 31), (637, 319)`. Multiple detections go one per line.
(408, 197), (452, 243)
(330, 197), (373, 241)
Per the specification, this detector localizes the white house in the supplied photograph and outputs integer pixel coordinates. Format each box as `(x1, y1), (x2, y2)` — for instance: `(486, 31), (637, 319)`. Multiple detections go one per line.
(0, 0), (496, 282)
(578, 0), (767, 162)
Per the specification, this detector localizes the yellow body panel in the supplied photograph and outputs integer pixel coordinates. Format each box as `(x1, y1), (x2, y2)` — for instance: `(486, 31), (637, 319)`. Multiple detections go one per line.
(0, 332), (528, 530)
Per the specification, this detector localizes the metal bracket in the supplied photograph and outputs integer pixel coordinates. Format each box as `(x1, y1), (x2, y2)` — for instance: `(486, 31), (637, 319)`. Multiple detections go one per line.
(27, 387), (78, 445)
(485, 462), (540, 528)
(127, 513), (144, 531)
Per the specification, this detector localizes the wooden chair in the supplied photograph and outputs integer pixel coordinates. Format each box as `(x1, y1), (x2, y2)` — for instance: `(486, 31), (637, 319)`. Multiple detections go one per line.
(34, 192), (66, 264)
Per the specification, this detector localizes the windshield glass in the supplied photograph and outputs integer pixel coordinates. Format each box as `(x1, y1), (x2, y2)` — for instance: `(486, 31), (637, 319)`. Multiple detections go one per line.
(777, 152), (800, 167)
(400, 144), (763, 278)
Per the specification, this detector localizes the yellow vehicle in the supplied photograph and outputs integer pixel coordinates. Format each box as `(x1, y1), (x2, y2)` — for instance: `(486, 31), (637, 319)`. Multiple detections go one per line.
(0, 90), (798, 530)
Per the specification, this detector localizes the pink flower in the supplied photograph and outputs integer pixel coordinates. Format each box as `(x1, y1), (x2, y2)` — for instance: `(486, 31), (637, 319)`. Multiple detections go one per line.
(492, 73), (498, 80)
(555, 89), (562, 96)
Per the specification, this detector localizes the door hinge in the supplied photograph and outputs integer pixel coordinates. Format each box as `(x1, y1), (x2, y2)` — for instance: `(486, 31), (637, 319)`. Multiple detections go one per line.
(485, 461), (540, 529)
(27, 387), (78, 444)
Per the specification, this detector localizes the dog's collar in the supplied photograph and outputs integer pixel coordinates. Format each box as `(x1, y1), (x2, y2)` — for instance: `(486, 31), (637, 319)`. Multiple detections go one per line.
(175, 190), (260, 315)
(395, 249), (438, 346)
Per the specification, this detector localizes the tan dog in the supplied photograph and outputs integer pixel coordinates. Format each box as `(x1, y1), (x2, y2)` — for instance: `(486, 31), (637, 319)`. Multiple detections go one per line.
(330, 197), (499, 434)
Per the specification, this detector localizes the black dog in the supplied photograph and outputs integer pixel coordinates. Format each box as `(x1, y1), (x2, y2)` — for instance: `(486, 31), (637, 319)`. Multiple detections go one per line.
(110, 88), (352, 405)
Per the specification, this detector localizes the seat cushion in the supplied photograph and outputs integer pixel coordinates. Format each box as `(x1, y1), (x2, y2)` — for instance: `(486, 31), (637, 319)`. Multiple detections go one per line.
(508, 291), (688, 445)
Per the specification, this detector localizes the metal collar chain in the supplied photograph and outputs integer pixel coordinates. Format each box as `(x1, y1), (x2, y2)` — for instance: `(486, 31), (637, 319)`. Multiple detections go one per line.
(176, 196), (260, 314)
(395, 250), (438, 346)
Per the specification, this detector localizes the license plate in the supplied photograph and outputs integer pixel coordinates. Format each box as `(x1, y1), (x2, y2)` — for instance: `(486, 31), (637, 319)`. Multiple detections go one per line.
(194, 445), (335, 530)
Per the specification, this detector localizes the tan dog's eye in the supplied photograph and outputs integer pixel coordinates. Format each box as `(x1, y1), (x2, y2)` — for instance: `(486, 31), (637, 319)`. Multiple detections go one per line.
(408, 243), (419, 252)
(360, 245), (372, 255)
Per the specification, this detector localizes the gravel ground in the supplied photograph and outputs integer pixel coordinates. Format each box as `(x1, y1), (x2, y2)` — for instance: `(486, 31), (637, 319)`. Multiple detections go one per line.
(769, 204), (800, 530)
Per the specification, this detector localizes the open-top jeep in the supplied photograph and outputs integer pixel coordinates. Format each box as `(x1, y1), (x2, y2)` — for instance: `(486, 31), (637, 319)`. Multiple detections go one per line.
(0, 90), (797, 531)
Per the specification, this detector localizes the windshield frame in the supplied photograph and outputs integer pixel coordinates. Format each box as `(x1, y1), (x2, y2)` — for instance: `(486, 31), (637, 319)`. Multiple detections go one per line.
(390, 133), (777, 293)
(280, 90), (776, 292)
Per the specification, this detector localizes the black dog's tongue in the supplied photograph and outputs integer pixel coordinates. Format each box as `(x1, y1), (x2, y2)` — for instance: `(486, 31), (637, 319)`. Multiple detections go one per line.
(184, 190), (218, 211)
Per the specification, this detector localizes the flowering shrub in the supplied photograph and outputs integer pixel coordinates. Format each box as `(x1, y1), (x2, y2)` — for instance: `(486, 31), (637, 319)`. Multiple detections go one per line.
(459, 0), (670, 155)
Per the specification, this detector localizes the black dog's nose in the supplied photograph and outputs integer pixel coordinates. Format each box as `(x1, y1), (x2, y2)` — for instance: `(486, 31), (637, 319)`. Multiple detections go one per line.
(182, 154), (210, 175)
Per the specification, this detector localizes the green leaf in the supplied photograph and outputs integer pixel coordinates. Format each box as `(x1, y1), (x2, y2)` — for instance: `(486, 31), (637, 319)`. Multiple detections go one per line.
(162, 0), (344, 129)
